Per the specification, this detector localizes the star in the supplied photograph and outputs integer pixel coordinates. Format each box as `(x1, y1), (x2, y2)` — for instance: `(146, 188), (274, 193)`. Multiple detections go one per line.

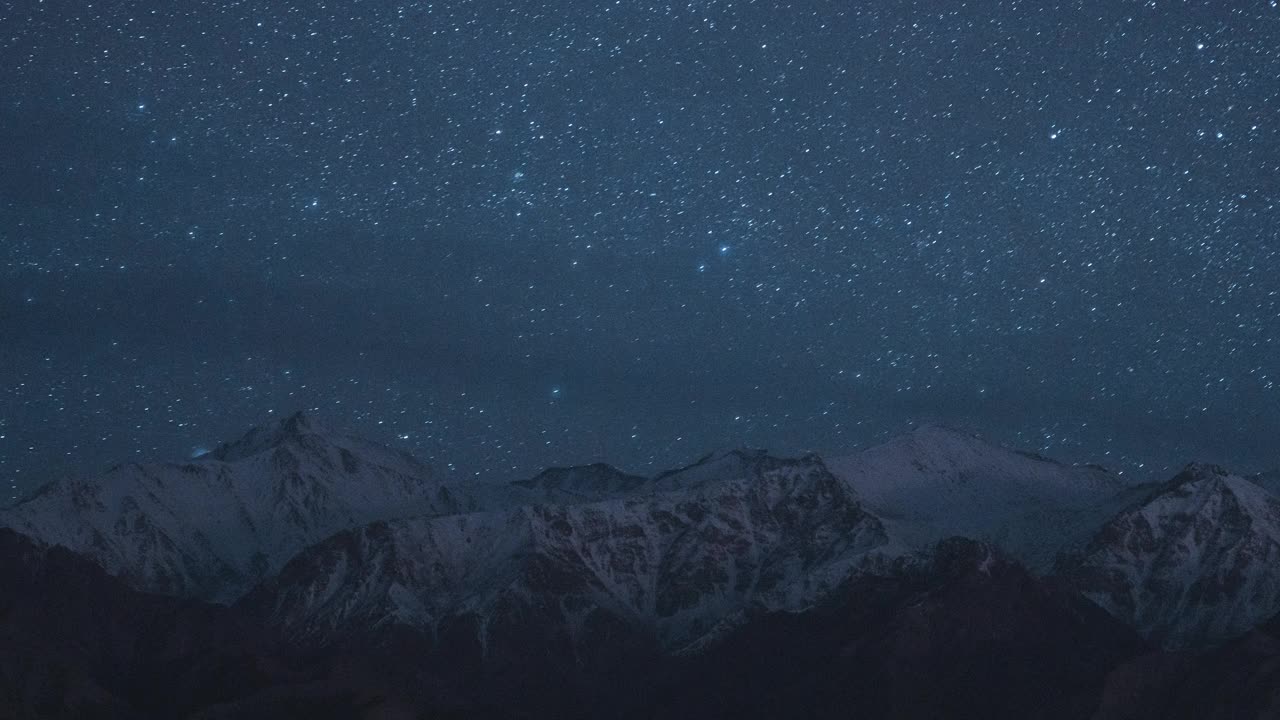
(1, 0), (1273, 495)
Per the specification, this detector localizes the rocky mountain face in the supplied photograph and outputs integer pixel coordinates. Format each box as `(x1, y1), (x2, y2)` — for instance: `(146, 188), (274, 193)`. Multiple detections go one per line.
(241, 450), (891, 651)
(0, 412), (461, 602)
(1063, 463), (1280, 648)
(5, 414), (1280, 718)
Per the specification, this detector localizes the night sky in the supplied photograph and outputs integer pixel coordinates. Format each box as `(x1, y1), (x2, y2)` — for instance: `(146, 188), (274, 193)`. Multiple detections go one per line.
(3, 1), (1278, 502)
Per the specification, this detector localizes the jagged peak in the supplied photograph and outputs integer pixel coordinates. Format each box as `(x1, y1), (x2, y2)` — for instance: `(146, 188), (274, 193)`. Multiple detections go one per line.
(209, 410), (337, 463)
(1160, 462), (1235, 491)
(1180, 461), (1232, 479)
(906, 422), (983, 441)
(512, 462), (646, 490)
(652, 448), (760, 481)
(278, 410), (321, 434)
(1126, 462), (1280, 517)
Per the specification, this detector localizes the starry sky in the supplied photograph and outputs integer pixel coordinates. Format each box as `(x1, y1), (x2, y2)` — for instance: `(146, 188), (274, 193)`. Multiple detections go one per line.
(3, 0), (1278, 502)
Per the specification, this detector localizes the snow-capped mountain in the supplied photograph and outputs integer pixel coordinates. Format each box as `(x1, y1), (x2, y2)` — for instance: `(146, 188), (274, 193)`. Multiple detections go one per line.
(6, 411), (1280, 717)
(824, 424), (1137, 571)
(1065, 463), (1280, 648)
(241, 450), (890, 650)
(0, 411), (462, 602)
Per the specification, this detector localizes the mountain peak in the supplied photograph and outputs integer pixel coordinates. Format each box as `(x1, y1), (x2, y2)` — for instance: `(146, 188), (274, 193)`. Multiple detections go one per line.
(647, 448), (831, 497)
(279, 410), (318, 434)
(0, 410), (452, 602)
(908, 422), (978, 438)
(1159, 462), (1234, 492)
(505, 462), (649, 504)
(516, 462), (641, 487)
(898, 423), (1016, 454)
(1179, 461), (1231, 479)
(825, 423), (1131, 573)
(1067, 460), (1280, 648)
(210, 410), (333, 462)
(651, 448), (756, 484)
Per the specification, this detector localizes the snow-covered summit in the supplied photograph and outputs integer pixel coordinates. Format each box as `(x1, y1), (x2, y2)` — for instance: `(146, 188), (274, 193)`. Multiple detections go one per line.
(209, 410), (330, 461)
(825, 424), (1135, 570)
(209, 410), (426, 474)
(0, 411), (460, 602)
(8, 411), (1276, 656)
(1066, 462), (1280, 648)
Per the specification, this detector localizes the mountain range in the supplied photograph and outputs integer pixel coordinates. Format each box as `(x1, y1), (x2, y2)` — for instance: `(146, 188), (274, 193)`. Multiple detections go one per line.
(2, 411), (1278, 718)
(1, 412), (463, 602)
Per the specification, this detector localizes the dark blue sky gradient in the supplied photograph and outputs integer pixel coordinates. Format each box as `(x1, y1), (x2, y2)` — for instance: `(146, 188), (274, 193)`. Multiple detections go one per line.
(3, 0), (1278, 501)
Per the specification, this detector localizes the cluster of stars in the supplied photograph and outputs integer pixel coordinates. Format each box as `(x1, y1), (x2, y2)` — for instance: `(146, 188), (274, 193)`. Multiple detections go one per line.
(2, 0), (1278, 502)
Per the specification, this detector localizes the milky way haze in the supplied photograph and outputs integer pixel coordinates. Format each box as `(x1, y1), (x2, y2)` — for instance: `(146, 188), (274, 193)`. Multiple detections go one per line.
(2, 1), (1277, 501)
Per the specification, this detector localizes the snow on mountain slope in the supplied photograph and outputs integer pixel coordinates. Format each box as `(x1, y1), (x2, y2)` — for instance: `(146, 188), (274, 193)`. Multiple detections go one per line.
(824, 425), (1135, 571)
(459, 450), (835, 513)
(0, 412), (461, 602)
(241, 451), (891, 651)
(1067, 463), (1280, 648)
